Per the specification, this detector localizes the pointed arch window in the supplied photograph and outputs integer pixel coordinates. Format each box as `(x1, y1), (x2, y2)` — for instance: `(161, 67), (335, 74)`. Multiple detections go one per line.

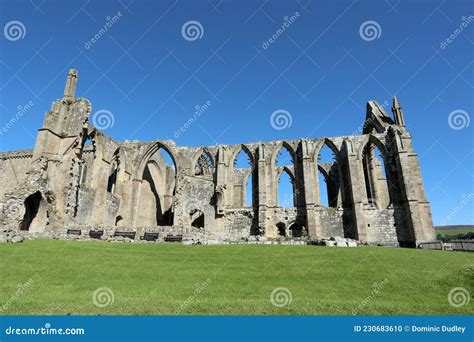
(194, 150), (214, 176)
(107, 150), (120, 194)
(361, 141), (392, 208)
(316, 143), (340, 208)
(232, 147), (255, 208)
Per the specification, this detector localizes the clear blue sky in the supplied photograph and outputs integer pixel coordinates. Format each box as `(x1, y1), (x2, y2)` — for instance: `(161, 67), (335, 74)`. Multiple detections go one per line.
(0, 0), (472, 226)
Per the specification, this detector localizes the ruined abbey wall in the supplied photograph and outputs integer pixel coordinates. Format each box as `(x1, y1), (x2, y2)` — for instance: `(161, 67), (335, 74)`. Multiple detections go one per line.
(0, 70), (436, 246)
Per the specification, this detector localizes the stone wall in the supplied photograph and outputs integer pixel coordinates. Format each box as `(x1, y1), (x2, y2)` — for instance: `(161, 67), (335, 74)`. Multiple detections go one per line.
(0, 70), (436, 247)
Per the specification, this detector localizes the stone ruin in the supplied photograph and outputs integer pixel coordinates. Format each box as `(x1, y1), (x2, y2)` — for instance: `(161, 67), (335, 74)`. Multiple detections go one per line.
(0, 69), (435, 246)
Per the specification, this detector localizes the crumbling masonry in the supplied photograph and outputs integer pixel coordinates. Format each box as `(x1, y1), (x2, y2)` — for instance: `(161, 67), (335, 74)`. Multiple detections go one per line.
(0, 69), (435, 246)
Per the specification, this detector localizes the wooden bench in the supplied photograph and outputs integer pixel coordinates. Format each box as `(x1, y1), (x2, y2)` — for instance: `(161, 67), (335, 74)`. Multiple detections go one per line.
(164, 234), (182, 242)
(114, 231), (136, 239)
(67, 229), (81, 235)
(89, 230), (104, 239)
(141, 232), (159, 241)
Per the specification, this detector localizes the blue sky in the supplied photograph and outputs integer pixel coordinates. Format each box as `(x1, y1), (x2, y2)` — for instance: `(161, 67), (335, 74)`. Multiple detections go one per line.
(0, 0), (472, 226)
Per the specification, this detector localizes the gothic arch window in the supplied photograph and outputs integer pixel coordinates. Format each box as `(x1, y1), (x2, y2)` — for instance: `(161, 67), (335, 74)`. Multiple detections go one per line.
(274, 144), (298, 208)
(194, 150), (214, 176)
(107, 150), (120, 194)
(278, 168), (296, 208)
(137, 146), (177, 226)
(274, 143), (295, 167)
(78, 134), (96, 187)
(361, 140), (391, 208)
(231, 147), (255, 208)
(316, 143), (339, 208)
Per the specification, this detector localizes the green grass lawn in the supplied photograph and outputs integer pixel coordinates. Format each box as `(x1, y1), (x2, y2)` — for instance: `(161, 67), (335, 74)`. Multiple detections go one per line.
(0, 240), (472, 315)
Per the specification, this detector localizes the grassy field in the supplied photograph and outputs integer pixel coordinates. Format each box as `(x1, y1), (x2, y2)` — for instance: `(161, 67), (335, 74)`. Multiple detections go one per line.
(0, 240), (472, 315)
(436, 228), (474, 236)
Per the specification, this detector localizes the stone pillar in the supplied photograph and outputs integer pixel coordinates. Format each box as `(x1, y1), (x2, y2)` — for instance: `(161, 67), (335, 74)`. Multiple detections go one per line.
(344, 139), (368, 242)
(63, 69), (78, 101)
(300, 139), (318, 237)
(257, 143), (268, 235)
(392, 132), (434, 244)
(130, 178), (143, 227)
(215, 146), (226, 215)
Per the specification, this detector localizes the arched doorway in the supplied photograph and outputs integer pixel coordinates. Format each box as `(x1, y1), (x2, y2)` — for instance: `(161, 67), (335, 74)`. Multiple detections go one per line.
(289, 222), (303, 237)
(136, 146), (176, 226)
(20, 191), (47, 232)
(276, 222), (286, 237)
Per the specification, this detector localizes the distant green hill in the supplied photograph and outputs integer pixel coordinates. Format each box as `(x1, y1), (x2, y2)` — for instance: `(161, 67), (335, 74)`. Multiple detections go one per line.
(435, 225), (474, 240)
(435, 225), (474, 231)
